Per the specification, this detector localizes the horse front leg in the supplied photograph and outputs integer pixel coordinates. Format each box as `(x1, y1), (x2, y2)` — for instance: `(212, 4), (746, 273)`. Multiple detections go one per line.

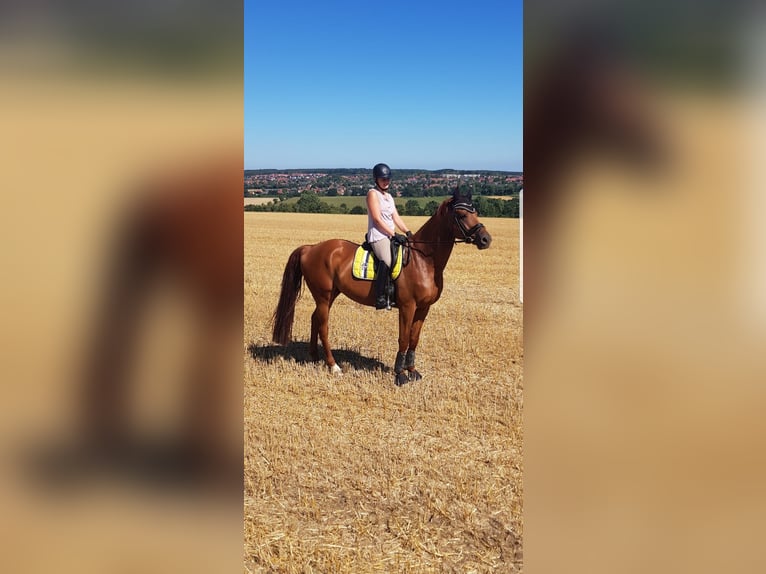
(394, 303), (416, 386)
(405, 306), (430, 382)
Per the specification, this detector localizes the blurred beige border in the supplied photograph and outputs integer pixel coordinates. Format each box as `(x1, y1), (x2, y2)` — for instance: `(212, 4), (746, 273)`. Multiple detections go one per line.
(0, 8), (243, 573)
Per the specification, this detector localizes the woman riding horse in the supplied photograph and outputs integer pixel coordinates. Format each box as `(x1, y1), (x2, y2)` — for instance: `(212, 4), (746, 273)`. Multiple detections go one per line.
(365, 163), (413, 310)
(272, 187), (492, 386)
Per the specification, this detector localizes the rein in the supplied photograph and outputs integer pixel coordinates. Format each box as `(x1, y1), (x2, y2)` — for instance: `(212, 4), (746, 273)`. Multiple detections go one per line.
(407, 238), (461, 245)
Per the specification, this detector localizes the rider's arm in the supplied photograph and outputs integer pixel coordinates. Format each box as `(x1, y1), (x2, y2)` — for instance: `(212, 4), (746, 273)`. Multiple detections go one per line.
(392, 208), (410, 235)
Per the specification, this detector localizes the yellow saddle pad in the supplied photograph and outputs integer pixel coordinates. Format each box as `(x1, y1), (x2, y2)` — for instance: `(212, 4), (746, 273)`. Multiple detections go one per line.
(352, 245), (403, 281)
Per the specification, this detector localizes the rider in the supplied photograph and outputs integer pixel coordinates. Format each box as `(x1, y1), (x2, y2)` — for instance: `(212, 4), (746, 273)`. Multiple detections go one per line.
(366, 163), (412, 310)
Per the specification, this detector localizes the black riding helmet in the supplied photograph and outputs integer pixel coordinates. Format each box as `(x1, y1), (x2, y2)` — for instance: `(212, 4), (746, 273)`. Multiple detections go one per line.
(372, 163), (391, 181)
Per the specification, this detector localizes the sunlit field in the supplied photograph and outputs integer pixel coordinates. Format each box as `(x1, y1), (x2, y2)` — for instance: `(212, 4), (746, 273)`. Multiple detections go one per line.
(244, 212), (523, 572)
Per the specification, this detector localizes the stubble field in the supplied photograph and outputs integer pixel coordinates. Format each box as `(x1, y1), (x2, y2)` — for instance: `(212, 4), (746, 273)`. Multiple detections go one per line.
(244, 212), (523, 573)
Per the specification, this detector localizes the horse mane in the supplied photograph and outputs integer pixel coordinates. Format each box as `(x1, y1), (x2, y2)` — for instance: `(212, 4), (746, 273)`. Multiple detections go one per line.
(435, 197), (453, 218)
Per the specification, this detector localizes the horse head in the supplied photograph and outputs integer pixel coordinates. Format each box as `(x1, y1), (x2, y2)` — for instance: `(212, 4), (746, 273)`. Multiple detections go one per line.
(449, 187), (492, 249)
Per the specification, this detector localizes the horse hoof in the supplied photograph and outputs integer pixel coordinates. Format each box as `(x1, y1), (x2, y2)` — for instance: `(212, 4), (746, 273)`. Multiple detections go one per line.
(330, 364), (342, 375)
(408, 369), (422, 382)
(395, 372), (409, 386)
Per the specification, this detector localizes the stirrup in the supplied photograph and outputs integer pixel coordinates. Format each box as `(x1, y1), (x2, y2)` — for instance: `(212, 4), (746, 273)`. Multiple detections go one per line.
(375, 295), (392, 311)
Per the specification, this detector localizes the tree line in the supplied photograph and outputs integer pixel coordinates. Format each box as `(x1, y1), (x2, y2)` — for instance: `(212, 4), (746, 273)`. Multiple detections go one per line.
(245, 191), (519, 218)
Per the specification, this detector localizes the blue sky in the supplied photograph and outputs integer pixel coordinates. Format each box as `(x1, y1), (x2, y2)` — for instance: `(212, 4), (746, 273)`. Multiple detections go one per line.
(244, 0), (522, 171)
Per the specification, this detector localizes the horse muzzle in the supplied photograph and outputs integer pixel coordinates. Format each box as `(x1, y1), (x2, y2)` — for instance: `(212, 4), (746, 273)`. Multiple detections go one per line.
(475, 231), (492, 249)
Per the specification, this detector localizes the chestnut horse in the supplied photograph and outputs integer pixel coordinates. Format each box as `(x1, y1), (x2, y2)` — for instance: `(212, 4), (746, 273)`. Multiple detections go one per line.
(272, 188), (492, 386)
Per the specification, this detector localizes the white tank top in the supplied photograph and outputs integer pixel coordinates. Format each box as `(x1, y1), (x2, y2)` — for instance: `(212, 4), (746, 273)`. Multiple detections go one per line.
(367, 188), (395, 242)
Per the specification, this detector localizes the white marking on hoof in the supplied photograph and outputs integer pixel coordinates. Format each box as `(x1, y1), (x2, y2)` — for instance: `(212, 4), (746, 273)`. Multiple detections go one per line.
(330, 364), (342, 375)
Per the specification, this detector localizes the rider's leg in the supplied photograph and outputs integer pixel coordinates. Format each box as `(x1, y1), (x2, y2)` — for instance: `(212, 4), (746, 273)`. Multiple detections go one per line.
(370, 237), (392, 310)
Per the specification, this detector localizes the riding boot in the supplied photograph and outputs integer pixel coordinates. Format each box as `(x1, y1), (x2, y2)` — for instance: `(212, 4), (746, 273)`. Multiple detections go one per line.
(375, 262), (391, 310)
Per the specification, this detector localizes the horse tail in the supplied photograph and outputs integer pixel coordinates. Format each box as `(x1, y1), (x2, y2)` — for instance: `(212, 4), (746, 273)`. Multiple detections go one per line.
(272, 246), (305, 345)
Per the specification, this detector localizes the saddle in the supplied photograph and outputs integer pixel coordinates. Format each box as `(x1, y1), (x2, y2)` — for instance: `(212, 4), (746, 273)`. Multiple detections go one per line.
(352, 239), (405, 281)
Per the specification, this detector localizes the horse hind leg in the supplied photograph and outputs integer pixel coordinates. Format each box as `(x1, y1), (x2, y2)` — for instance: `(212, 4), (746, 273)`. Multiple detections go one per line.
(309, 309), (320, 362)
(311, 289), (341, 374)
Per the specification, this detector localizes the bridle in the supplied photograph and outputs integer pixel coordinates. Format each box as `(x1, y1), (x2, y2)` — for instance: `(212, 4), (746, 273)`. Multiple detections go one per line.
(452, 200), (485, 244)
(406, 198), (485, 248)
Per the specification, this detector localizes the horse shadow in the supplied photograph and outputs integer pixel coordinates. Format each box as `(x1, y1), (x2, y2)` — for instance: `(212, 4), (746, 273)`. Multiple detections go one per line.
(248, 341), (391, 373)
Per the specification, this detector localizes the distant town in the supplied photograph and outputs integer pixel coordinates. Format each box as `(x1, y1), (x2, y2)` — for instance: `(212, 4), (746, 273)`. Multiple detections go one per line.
(244, 168), (522, 217)
(245, 168), (522, 198)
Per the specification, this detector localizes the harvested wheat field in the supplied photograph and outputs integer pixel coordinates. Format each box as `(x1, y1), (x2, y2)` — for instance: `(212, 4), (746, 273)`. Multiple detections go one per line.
(244, 212), (523, 573)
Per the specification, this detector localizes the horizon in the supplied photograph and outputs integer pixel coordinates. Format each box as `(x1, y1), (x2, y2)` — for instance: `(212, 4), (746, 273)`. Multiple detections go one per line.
(244, 166), (523, 173)
(244, 164), (524, 172)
